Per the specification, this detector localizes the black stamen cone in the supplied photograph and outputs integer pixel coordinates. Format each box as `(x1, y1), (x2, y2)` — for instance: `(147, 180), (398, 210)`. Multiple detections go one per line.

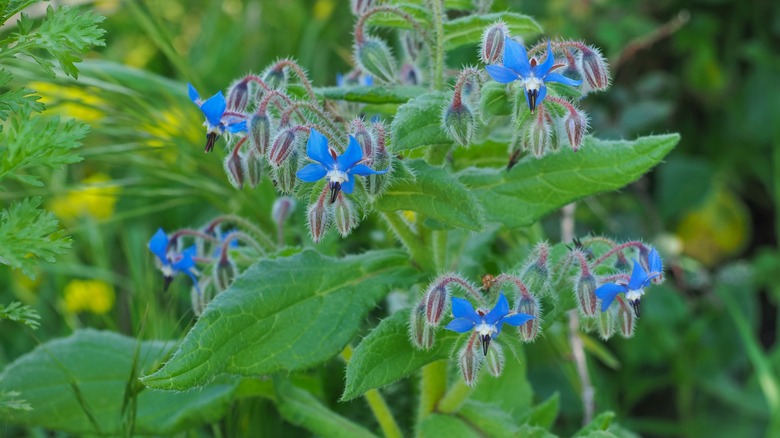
(480, 334), (491, 356)
(329, 181), (342, 204)
(527, 89), (538, 112)
(630, 299), (641, 318)
(205, 132), (219, 153)
(163, 275), (174, 292)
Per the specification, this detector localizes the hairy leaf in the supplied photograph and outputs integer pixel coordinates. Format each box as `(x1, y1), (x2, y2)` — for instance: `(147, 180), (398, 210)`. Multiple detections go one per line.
(0, 330), (239, 435)
(142, 249), (418, 390)
(317, 85), (428, 104)
(365, 4), (431, 30)
(458, 134), (680, 228)
(444, 13), (543, 50)
(391, 91), (452, 152)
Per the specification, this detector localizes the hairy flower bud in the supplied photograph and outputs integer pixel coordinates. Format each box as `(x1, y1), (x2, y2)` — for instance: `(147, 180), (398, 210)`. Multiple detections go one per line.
(399, 63), (422, 86)
(526, 109), (552, 158)
(562, 107), (588, 152)
(521, 243), (551, 296)
(443, 102), (476, 146)
(598, 306), (616, 340)
(262, 66), (287, 89)
(214, 256), (237, 292)
(307, 193), (329, 243)
(617, 298), (636, 338)
(272, 196), (296, 225)
(273, 148), (299, 194)
(402, 31), (424, 61)
(423, 284), (450, 326)
(269, 128), (298, 167)
(249, 113), (273, 155)
(516, 294), (541, 342)
(191, 278), (212, 317)
(459, 335), (482, 386)
(481, 21), (508, 64)
(484, 341), (504, 377)
(355, 37), (397, 84)
(226, 79), (250, 112)
(332, 194), (357, 238)
(223, 149), (246, 190)
(409, 300), (435, 350)
(350, 0), (374, 15)
(579, 45), (610, 93)
(246, 150), (265, 188)
(350, 118), (375, 163)
(575, 272), (599, 317)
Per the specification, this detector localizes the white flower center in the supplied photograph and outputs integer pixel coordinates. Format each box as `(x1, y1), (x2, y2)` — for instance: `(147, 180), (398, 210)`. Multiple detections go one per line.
(625, 289), (644, 301)
(522, 76), (543, 93)
(326, 169), (349, 184)
(160, 263), (175, 278)
(475, 321), (497, 338)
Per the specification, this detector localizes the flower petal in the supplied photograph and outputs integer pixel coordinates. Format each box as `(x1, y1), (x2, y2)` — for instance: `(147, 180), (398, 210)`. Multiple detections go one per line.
(502, 36), (531, 77)
(532, 40), (555, 77)
(445, 318), (476, 333)
(595, 283), (626, 312)
(648, 248), (663, 274)
(200, 92), (227, 127)
(451, 297), (481, 324)
(306, 129), (335, 167)
(486, 64), (520, 84)
(148, 228), (169, 263)
(627, 260), (649, 291)
(296, 163), (327, 182)
(484, 292), (510, 325)
(338, 135), (364, 170)
(350, 164), (388, 176)
(226, 120), (247, 133)
(341, 176), (356, 195)
(187, 83), (200, 103)
(544, 72), (582, 87)
(172, 245), (197, 272)
(502, 312), (535, 327)
(537, 84), (547, 106)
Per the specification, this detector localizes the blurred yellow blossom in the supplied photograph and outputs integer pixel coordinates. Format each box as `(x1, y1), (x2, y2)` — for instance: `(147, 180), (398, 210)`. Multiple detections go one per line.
(63, 279), (115, 315)
(50, 173), (120, 222)
(314, 0), (336, 21)
(29, 82), (105, 123)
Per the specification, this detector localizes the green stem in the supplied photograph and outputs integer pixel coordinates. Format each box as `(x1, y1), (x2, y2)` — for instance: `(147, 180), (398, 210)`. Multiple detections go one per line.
(428, 0), (445, 91)
(381, 211), (433, 271)
(437, 379), (473, 414)
(341, 346), (403, 438)
(418, 360), (447, 421)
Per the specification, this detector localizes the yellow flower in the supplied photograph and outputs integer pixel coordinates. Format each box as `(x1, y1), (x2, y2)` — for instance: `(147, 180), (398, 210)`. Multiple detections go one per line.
(63, 279), (115, 315)
(50, 173), (120, 222)
(28, 82), (105, 123)
(313, 0), (336, 21)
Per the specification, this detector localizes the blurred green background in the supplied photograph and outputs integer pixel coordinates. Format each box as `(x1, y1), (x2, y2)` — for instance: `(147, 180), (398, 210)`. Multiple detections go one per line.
(1, 0), (778, 436)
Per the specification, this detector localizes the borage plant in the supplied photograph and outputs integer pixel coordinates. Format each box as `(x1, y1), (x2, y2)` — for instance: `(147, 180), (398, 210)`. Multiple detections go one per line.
(0, 0), (680, 436)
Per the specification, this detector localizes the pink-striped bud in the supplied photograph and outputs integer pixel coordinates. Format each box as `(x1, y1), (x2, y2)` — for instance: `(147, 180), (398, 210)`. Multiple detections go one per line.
(246, 150), (264, 188)
(249, 114), (272, 155)
(355, 37), (397, 84)
(521, 242), (551, 296)
(350, 0), (374, 15)
(423, 284), (450, 326)
(269, 128), (299, 167)
(350, 118), (375, 163)
(409, 300), (436, 350)
(307, 195), (329, 243)
(516, 294), (541, 342)
(332, 194), (357, 238)
(273, 149), (299, 194)
(562, 107), (588, 151)
(458, 334), (482, 387)
(262, 66), (287, 89)
(579, 45), (610, 92)
(481, 21), (508, 64)
(223, 149), (246, 190)
(526, 108), (552, 158)
(598, 306), (616, 340)
(484, 341), (504, 377)
(214, 256), (237, 293)
(617, 298), (636, 338)
(272, 196), (296, 226)
(575, 272), (598, 317)
(443, 102), (476, 146)
(226, 79), (250, 112)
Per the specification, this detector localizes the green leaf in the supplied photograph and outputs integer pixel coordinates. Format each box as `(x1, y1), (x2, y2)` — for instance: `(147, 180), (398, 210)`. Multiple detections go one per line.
(275, 378), (379, 438)
(519, 392), (560, 429)
(391, 91), (453, 152)
(375, 159), (484, 231)
(479, 82), (513, 119)
(344, 310), (458, 400)
(0, 330), (239, 435)
(459, 401), (522, 437)
(419, 414), (482, 438)
(142, 249), (418, 391)
(316, 85), (428, 104)
(443, 13), (543, 50)
(458, 134), (680, 228)
(365, 4), (431, 30)
(0, 301), (40, 329)
(0, 197), (71, 278)
(573, 411), (616, 437)
(470, 338), (533, 416)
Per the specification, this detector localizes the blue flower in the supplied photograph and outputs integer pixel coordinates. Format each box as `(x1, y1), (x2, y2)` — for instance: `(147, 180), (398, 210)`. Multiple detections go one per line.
(148, 228), (199, 290)
(445, 292), (535, 355)
(188, 83), (248, 152)
(595, 248), (663, 316)
(296, 128), (388, 203)
(486, 38), (581, 112)
(336, 72), (373, 87)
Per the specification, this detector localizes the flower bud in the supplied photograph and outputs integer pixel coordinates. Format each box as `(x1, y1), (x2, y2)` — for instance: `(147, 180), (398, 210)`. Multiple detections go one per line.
(214, 256), (237, 292)
(617, 298), (635, 338)
(350, 0), (374, 15)
(399, 63), (422, 86)
(226, 79), (250, 112)
(521, 243), (551, 296)
(246, 150), (265, 188)
(562, 107), (588, 151)
(355, 37), (397, 84)
(223, 149), (246, 190)
(443, 102), (476, 147)
(526, 109), (552, 158)
(423, 284), (449, 326)
(516, 294), (541, 342)
(272, 196), (296, 225)
(273, 148), (299, 194)
(481, 21), (508, 64)
(350, 118), (375, 163)
(262, 66), (287, 89)
(614, 252), (631, 272)
(249, 113), (273, 155)
(191, 277), (213, 317)
(458, 336), (482, 387)
(402, 31), (424, 61)
(307, 196), (329, 243)
(578, 45), (610, 92)
(269, 127), (299, 167)
(332, 194), (357, 238)
(409, 300), (435, 350)
(484, 341), (504, 377)
(597, 306), (616, 340)
(575, 272), (598, 317)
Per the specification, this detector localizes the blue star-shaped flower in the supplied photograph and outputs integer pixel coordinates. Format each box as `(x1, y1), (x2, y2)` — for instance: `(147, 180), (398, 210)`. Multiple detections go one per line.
(148, 228), (199, 290)
(486, 38), (581, 112)
(445, 292), (535, 355)
(188, 83), (248, 152)
(296, 128), (388, 203)
(595, 248), (663, 316)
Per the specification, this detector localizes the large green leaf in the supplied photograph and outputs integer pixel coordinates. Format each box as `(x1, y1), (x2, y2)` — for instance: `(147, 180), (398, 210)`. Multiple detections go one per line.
(375, 159), (484, 231)
(390, 91), (453, 152)
(365, 4), (431, 30)
(142, 249), (418, 391)
(316, 85), (428, 104)
(458, 134), (680, 228)
(0, 330), (238, 435)
(444, 13), (543, 50)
